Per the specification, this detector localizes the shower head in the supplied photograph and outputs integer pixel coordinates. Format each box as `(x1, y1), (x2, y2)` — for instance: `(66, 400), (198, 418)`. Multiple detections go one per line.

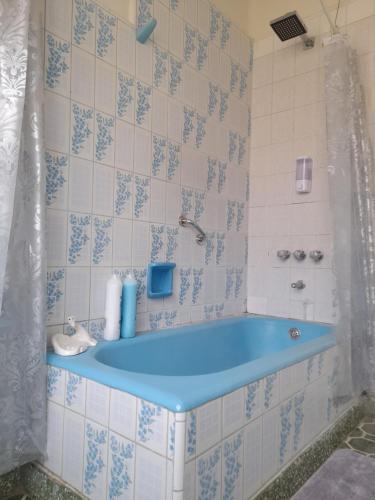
(270, 11), (314, 49)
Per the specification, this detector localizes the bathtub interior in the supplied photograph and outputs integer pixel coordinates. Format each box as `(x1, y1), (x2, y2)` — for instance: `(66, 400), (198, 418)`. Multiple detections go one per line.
(44, 343), (353, 499)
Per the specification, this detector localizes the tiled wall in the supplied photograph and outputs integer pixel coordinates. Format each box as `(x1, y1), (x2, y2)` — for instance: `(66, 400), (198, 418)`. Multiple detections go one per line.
(44, 0), (252, 338)
(247, 0), (375, 323)
(45, 346), (351, 499)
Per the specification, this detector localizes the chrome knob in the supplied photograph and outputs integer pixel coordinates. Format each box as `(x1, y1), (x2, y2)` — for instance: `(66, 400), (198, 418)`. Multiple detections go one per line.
(309, 250), (324, 262)
(289, 327), (301, 339)
(277, 250), (291, 261)
(293, 250), (306, 261)
(291, 280), (306, 289)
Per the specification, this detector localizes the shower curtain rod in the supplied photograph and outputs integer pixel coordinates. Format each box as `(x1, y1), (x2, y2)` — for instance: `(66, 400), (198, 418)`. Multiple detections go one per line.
(319, 0), (341, 35)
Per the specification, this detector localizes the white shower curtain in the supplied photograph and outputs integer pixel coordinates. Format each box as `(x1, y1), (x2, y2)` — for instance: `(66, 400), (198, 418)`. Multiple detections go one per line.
(0, 0), (46, 474)
(323, 34), (375, 399)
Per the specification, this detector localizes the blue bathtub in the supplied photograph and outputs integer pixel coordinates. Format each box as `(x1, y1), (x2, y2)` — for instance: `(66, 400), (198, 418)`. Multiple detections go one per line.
(47, 315), (334, 411)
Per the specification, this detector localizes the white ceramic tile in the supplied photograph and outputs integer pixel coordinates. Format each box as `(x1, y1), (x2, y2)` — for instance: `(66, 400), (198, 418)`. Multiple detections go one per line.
(154, 1), (169, 49)
(69, 157), (93, 213)
(134, 127), (151, 175)
(65, 371), (86, 414)
(262, 405), (280, 483)
(44, 401), (64, 476)
(150, 178), (166, 223)
(109, 388), (137, 440)
(90, 267), (112, 318)
(196, 398), (222, 455)
(134, 445), (167, 500)
(64, 267), (90, 320)
(45, 92), (70, 153)
(115, 120), (134, 170)
(222, 431), (243, 500)
(71, 47), (95, 106)
(196, 445), (221, 500)
(47, 209), (67, 266)
(46, 0), (72, 41)
(95, 111), (115, 165)
(113, 218), (132, 267)
(132, 221), (149, 267)
(136, 42), (153, 85)
(152, 89), (168, 137)
(222, 388), (245, 438)
(92, 164), (115, 216)
(86, 379), (110, 426)
(243, 416), (262, 499)
(169, 13), (184, 59)
(47, 366), (66, 404)
(62, 408), (85, 491)
(117, 20), (135, 74)
(95, 59), (116, 115)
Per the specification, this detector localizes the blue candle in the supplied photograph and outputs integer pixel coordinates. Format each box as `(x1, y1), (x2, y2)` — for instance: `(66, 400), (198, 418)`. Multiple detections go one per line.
(121, 274), (137, 338)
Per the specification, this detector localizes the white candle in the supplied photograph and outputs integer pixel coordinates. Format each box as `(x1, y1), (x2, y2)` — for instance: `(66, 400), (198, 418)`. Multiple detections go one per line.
(104, 274), (122, 341)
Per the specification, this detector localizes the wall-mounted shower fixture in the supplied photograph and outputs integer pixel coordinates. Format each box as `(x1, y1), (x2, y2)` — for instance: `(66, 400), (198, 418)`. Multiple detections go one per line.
(291, 280), (306, 290)
(179, 215), (206, 244)
(270, 11), (314, 49)
(309, 250), (324, 262)
(277, 250), (291, 261)
(293, 250), (306, 261)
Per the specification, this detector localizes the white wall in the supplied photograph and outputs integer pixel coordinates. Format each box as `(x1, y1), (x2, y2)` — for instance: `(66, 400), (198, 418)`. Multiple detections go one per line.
(247, 0), (375, 322)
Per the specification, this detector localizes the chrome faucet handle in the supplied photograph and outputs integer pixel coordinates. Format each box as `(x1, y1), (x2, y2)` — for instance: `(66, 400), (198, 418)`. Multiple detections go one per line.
(291, 280), (306, 289)
(277, 250), (291, 261)
(309, 250), (324, 262)
(293, 250), (306, 261)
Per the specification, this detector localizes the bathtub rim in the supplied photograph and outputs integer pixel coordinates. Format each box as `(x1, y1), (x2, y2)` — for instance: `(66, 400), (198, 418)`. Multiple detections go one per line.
(47, 314), (335, 412)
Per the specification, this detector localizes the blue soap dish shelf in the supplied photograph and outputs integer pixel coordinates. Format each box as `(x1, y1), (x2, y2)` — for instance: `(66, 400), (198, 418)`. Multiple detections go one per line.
(147, 262), (176, 298)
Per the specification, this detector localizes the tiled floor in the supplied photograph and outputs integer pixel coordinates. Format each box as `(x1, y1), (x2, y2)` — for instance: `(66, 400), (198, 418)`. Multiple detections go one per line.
(341, 400), (375, 458)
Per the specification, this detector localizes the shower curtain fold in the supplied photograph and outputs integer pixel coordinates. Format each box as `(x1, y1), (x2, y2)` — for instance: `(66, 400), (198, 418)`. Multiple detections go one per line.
(323, 34), (375, 400)
(0, 0), (46, 474)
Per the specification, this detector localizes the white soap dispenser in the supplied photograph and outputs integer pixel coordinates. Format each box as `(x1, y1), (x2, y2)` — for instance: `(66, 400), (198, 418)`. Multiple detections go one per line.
(104, 274), (123, 341)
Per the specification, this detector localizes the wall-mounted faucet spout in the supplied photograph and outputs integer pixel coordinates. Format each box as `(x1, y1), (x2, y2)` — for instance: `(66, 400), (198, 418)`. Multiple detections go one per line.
(179, 215), (206, 244)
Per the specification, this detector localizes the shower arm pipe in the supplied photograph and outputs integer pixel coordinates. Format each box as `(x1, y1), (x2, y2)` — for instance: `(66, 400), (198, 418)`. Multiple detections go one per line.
(319, 0), (340, 35)
(179, 215), (206, 244)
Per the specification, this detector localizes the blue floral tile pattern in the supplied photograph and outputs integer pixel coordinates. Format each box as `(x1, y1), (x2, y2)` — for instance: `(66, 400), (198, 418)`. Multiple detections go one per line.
(197, 446), (221, 499)
(220, 16), (231, 50)
(96, 8), (116, 59)
(247, 108), (252, 137)
(264, 373), (277, 409)
(209, 6), (221, 41)
(228, 131), (238, 163)
(152, 135), (167, 177)
(71, 103), (93, 156)
(179, 268), (191, 306)
(205, 232), (215, 265)
(115, 170), (132, 216)
(230, 62), (239, 93)
(235, 268), (244, 298)
(167, 141), (181, 180)
(218, 161), (227, 193)
(219, 90), (229, 122)
(95, 112), (114, 161)
(245, 381), (260, 420)
(184, 24), (196, 64)
(47, 366), (62, 398)
(150, 224), (164, 262)
(239, 69), (248, 99)
(186, 411), (196, 457)
(294, 392), (305, 451)
(137, 400), (162, 442)
(108, 434), (134, 500)
(45, 151), (67, 206)
(194, 190), (205, 222)
(89, 319), (106, 341)
(238, 135), (246, 165)
(216, 233), (225, 264)
(279, 400), (292, 465)
(73, 0), (96, 46)
(192, 268), (203, 305)
(208, 82), (219, 117)
(136, 81), (152, 127)
(149, 311), (163, 329)
(236, 202), (245, 231)
(164, 310), (177, 327)
(133, 268), (147, 304)
(154, 46), (168, 88)
(195, 113), (206, 149)
(246, 173), (250, 202)
(166, 226), (178, 262)
(196, 33), (208, 71)
(181, 187), (193, 216)
(204, 304), (214, 321)
(225, 267), (235, 300)
(47, 269), (65, 317)
(223, 431), (243, 500)
(92, 216), (112, 264)
(226, 200), (236, 231)
(84, 422), (107, 495)
(206, 157), (217, 190)
(183, 107), (195, 144)
(137, 0), (152, 29)
(169, 55), (182, 96)
(134, 175), (150, 218)
(66, 372), (83, 406)
(68, 213), (91, 264)
(46, 33), (70, 89)
(215, 303), (224, 318)
(117, 71), (134, 119)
